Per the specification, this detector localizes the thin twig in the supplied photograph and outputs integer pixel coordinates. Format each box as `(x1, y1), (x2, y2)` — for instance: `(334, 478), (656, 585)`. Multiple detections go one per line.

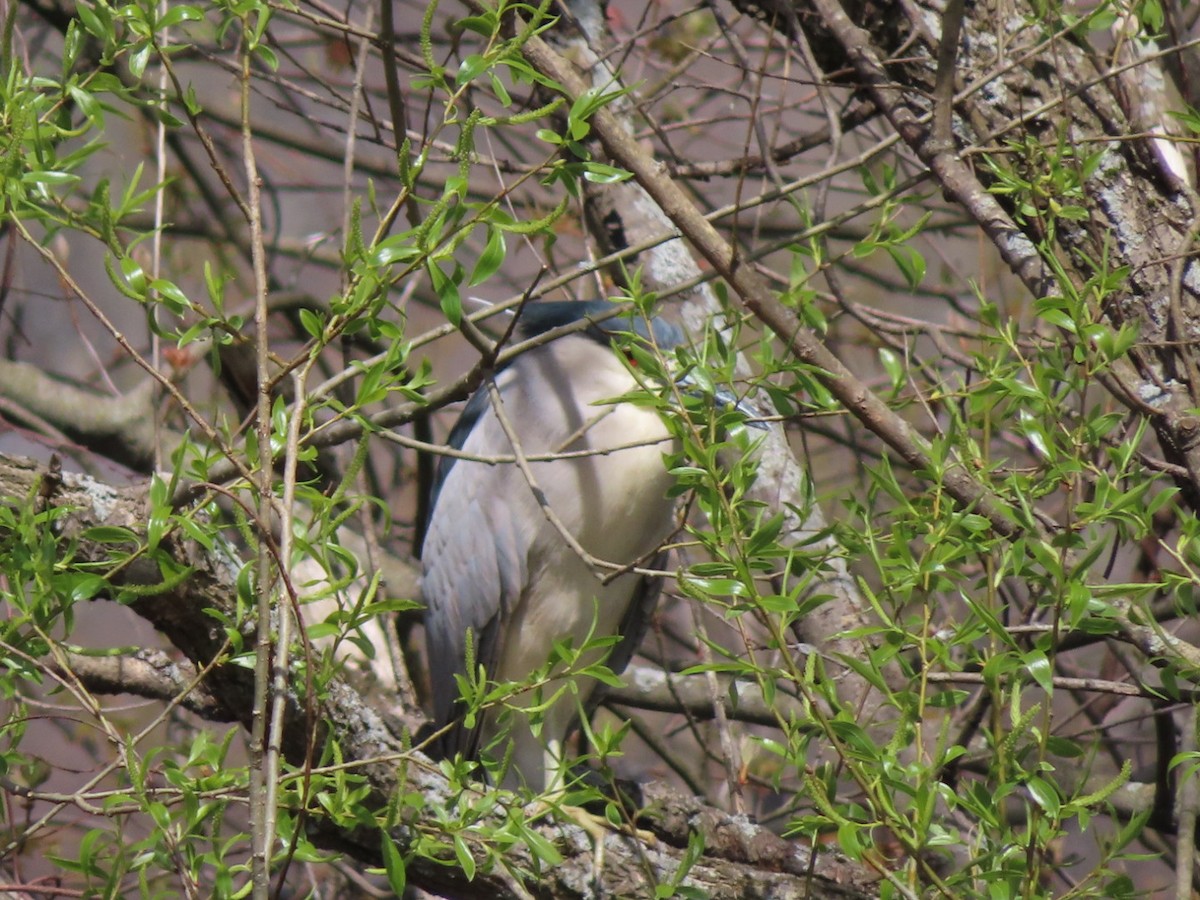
(242, 24), (276, 898)
(932, 0), (965, 152)
(689, 606), (746, 816)
(1175, 705), (1198, 898)
(484, 380), (605, 575)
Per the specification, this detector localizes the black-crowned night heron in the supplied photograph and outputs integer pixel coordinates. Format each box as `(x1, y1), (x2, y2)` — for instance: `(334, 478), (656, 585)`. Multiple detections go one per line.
(422, 301), (726, 792)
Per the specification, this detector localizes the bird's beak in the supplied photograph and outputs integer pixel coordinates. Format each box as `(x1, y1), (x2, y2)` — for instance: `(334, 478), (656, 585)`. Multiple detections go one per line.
(673, 371), (770, 431)
(712, 387), (770, 431)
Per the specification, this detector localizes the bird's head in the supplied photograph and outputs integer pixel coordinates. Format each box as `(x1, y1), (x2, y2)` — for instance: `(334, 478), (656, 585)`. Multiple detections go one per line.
(510, 300), (767, 432)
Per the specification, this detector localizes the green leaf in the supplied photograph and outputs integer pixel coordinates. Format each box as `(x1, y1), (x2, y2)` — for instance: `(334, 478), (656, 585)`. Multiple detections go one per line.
(582, 162), (631, 184)
(1023, 649), (1053, 693)
(150, 278), (190, 315)
(298, 307), (324, 340)
(456, 54), (489, 86)
(63, 573), (110, 602)
(1026, 776), (1060, 816)
(21, 170), (80, 186)
(74, 2), (105, 39)
(521, 826), (563, 865)
(129, 43), (151, 79)
(878, 347), (904, 391)
(159, 4), (203, 27)
(488, 71), (512, 107)
(81, 526), (140, 545)
(886, 244), (925, 290)
(372, 234), (420, 266)
(253, 44), (279, 71)
(469, 226), (505, 286)
(429, 263), (462, 326)
(380, 836), (406, 894)
(452, 834), (476, 880)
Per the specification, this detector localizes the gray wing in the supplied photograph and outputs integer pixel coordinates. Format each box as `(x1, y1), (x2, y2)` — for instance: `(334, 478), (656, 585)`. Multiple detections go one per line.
(421, 377), (528, 761)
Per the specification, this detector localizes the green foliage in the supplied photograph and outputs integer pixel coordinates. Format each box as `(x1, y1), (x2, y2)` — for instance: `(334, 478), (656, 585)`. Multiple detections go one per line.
(0, 0), (598, 891)
(0, 0), (1193, 895)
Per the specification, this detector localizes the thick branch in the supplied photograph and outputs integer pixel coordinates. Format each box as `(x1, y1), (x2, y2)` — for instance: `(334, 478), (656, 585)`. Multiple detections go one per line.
(54, 649), (231, 720)
(0, 358), (164, 470)
(609, 665), (805, 727)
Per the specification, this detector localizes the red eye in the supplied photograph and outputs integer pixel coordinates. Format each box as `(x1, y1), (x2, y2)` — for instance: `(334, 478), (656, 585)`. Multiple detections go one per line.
(624, 349), (638, 367)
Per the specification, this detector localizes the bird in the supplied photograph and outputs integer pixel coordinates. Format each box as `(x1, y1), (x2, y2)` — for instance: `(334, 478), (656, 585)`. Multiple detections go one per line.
(421, 300), (689, 793)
